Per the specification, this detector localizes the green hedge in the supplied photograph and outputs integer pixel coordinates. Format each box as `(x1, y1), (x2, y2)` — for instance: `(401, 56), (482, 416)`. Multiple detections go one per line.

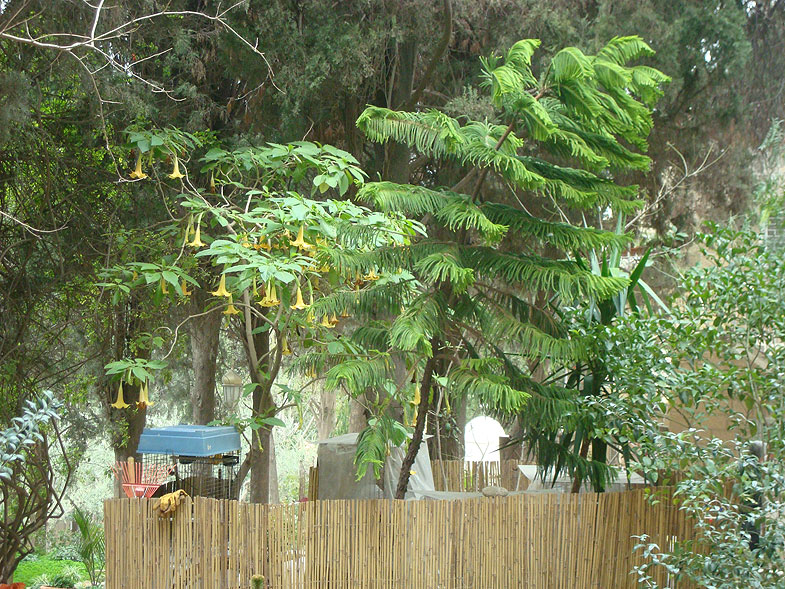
(12, 558), (88, 585)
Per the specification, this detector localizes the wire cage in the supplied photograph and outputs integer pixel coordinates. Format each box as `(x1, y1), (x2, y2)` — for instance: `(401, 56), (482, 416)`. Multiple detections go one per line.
(142, 452), (240, 499)
(137, 425), (242, 500)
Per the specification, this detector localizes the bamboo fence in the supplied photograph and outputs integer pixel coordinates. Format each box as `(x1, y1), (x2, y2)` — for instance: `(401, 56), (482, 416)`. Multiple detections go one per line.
(104, 489), (696, 588)
(431, 459), (524, 492)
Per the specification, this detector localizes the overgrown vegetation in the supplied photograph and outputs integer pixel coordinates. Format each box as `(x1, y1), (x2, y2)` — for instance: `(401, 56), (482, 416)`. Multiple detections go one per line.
(2, 1), (785, 586)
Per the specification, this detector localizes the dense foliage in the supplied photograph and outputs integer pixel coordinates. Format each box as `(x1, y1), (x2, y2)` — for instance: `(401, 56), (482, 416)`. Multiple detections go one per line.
(602, 228), (785, 586)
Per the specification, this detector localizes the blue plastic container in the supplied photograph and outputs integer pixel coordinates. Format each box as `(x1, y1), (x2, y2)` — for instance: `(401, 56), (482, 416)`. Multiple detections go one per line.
(137, 425), (241, 457)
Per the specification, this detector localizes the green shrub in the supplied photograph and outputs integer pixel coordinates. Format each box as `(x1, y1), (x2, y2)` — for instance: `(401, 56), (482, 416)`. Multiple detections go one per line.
(13, 557), (87, 585)
(51, 563), (83, 588)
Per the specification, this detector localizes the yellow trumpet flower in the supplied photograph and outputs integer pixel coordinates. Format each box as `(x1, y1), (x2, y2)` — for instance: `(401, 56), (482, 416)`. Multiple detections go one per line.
(111, 382), (130, 409)
(211, 274), (231, 297)
(181, 280), (191, 296)
(188, 216), (206, 248)
(184, 215), (194, 245)
(260, 283), (280, 307)
(341, 307), (350, 318)
(363, 268), (380, 281)
(290, 225), (314, 250)
(137, 380), (154, 408)
(320, 314), (334, 329)
(329, 313), (339, 326)
(412, 384), (421, 406)
(281, 337), (292, 355)
(129, 155), (148, 180)
(168, 154), (185, 179)
(290, 285), (309, 310)
(319, 263), (330, 273)
(160, 278), (169, 295)
(209, 172), (216, 192)
(223, 295), (242, 315)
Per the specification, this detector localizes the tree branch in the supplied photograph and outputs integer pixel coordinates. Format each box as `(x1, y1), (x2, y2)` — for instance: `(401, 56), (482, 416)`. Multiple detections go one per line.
(405, 0), (453, 110)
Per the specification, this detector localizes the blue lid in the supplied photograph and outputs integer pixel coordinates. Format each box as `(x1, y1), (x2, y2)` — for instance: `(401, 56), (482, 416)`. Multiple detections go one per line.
(137, 425), (241, 456)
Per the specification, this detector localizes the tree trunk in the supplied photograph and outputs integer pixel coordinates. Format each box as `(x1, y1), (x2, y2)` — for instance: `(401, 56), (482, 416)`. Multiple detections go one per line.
(395, 339), (438, 499)
(317, 383), (337, 440)
(349, 394), (368, 433)
(249, 425), (277, 503)
(571, 438), (591, 494)
(384, 39), (416, 183)
(243, 324), (279, 504)
(189, 292), (222, 424)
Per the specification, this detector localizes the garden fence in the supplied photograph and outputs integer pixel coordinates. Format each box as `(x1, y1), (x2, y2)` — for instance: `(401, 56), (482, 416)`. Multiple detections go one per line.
(104, 489), (696, 588)
(431, 459), (524, 492)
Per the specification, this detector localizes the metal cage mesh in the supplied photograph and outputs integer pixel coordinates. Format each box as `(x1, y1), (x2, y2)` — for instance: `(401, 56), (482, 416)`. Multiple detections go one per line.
(142, 452), (240, 500)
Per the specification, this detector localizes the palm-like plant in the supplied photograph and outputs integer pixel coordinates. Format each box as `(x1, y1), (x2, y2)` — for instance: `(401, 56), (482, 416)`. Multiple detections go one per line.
(73, 506), (105, 586)
(318, 37), (668, 496)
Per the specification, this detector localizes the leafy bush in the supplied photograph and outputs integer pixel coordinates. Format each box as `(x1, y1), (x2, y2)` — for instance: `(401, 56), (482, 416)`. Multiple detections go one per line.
(72, 507), (104, 585)
(603, 226), (785, 586)
(30, 573), (52, 589)
(50, 563), (83, 588)
(49, 543), (80, 562)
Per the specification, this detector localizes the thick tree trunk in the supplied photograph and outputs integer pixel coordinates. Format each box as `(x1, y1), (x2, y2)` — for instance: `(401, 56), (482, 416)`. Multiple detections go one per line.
(242, 324), (279, 503)
(384, 39), (416, 183)
(317, 383), (337, 440)
(349, 394), (369, 433)
(189, 292), (222, 424)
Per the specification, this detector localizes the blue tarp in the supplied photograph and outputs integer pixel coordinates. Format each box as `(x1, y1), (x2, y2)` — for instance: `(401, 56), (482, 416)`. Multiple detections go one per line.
(137, 425), (240, 457)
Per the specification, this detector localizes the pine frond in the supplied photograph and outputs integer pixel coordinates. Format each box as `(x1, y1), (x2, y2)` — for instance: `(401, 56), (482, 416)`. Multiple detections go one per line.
(462, 247), (629, 301)
(389, 292), (445, 355)
(466, 298), (586, 361)
(505, 91), (557, 141)
(351, 324), (393, 351)
(596, 36), (655, 66)
(592, 59), (632, 90)
(359, 182), (507, 243)
(630, 65), (671, 106)
(358, 182), (448, 216)
(481, 202), (632, 251)
(552, 115), (652, 171)
(356, 107), (464, 158)
(332, 218), (415, 250)
(482, 39), (540, 105)
(434, 197), (507, 243)
(448, 358), (530, 414)
(551, 46), (594, 83)
(553, 79), (604, 121)
(355, 415), (409, 479)
(481, 288), (566, 338)
(461, 121), (525, 155)
(504, 39), (541, 73)
(311, 282), (415, 320)
(516, 155), (624, 195)
(458, 136), (545, 189)
(327, 243), (424, 275)
(414, 251), (475, 293)
(325, 353), (391, 394)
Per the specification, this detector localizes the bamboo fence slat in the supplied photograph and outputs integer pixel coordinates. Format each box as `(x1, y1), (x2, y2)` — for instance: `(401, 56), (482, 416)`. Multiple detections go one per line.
(104, 488), (697, 589)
